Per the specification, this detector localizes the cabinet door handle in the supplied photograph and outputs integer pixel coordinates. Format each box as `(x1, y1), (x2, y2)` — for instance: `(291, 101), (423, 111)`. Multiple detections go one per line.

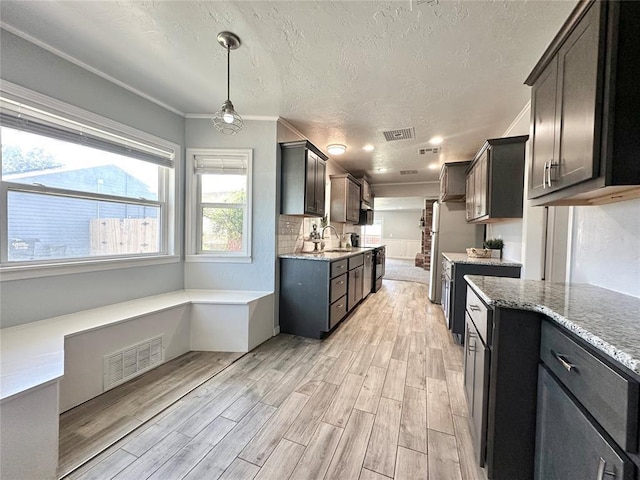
(469, 304), (481, 312)
(548, 161), (559, 187)
(337, 280), (344, 285)
(552, 351), (577, 373)
(337, 304), (344, 308)
(542, 161), (549, 188)
(596, 457), (616, 479)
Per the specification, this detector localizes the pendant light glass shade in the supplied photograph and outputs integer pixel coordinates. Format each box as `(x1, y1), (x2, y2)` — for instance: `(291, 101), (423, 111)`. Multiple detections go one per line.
(212, 32), (243, 135)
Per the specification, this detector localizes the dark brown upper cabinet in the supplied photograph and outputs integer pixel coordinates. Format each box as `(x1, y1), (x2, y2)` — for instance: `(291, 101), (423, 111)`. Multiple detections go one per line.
(280, 140), (328, 217)
(525, 0), (640, 206)
(440, 161), (471, 202)
(465, 136), (528, 224)
(330, 174), (361, 224)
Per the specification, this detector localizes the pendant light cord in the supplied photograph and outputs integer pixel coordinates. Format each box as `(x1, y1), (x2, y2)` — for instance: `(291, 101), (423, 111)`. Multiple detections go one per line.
(226, 45), (231, 102)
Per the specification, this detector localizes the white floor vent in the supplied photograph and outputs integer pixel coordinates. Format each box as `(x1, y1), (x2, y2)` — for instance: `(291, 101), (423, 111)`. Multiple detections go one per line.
(103, 336), (164, 391)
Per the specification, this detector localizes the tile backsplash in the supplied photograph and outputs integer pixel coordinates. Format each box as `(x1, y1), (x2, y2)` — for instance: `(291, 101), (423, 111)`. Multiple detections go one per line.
(278, 215), (354, 254)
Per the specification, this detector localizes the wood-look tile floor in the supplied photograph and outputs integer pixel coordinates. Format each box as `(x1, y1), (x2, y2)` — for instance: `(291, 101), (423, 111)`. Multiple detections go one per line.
(62, 280), (487, 480)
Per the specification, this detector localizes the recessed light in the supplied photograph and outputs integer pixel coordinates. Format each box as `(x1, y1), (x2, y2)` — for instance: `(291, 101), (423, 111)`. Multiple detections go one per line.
(429, 136), (444, 145)
(377, 167), (387, 172)
(428, 163), (439, 170)
(363, 144), (375, 152)
(327, 144), (346, 155)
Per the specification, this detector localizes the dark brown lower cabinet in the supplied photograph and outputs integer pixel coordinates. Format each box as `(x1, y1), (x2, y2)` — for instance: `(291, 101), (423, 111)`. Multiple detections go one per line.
(535, 366), (634, 480)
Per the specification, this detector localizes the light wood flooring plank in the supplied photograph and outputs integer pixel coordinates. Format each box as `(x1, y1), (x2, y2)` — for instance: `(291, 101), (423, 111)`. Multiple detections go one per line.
(363, 397), (402, 478)
(446, 370), (468, 417)
(325, 349), (357, 385)
(428, 429), (463, 480)
(218, 458), (260, 480)
(323, 372), (366, 428)
(391, 335), (410, 362)
(354, 365), (387, 414)
(285, 381), (338, 445)
(182, 402), (276, 480)
(398, 386), (428, 453)
(394, 445), (428, 480)
(426, 347), (446, 380)
(112, 431), (190, 480)
(427, 377), (455, 435)
(253, 438), (305, 480)
(350, 344), (378, 376)
(295, 354), (336, 395)
(406, 352), (426, 390)
(371, 341), (394, 369)
(453, 415), (487, 480)
(147, 416), (237, 480)
(443, 344), (464, 372)
(360, 468), (392, 480)
(121, 424), (172, 457)
(221, 369), (285, 422)
(410, 331), (426, 354)
(324, 408), (375, 480)
(239, 391), (309, 466)
(261, 360), (314, 407)
(73, 450), (137, 480)
(289, 422), (343, 480)
(381, 359), (407, 402)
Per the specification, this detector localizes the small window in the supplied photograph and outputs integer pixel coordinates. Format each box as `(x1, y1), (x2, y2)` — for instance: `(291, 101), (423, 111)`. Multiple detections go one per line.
(188, 149), (252, 261)
(0, 86), (177, 274)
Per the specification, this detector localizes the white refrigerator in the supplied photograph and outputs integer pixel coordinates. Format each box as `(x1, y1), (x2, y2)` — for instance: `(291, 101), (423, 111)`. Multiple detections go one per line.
(428, 201), (483, 303)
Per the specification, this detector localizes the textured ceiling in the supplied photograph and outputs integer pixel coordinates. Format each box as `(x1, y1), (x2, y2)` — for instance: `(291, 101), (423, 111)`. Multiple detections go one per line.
(1, 0), (577, 185)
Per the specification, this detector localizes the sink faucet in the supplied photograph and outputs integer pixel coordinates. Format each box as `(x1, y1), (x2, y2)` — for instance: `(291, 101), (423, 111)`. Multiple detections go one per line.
(321, 225), (340, 249)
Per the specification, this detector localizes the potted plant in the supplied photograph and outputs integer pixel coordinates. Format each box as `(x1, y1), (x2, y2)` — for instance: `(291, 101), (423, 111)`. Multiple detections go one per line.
(483, 238), (504, 258)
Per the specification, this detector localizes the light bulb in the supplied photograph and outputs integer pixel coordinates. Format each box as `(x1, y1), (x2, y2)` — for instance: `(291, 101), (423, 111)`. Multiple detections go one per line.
(223, 112), (235, 124)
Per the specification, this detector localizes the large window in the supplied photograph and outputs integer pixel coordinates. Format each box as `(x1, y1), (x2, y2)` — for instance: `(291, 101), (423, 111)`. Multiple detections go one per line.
(187, 149), (252, 261)
(0, 85), (177, 275)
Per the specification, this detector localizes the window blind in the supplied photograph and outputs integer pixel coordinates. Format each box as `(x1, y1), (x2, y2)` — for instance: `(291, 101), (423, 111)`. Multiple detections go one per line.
(194, 154), (248, 175)
(0, 96), (175, 168)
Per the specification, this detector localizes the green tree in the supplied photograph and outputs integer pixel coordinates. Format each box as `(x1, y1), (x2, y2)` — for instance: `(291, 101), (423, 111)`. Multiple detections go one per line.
(203, 189), (246, 251)
(1, 145), (62, 174)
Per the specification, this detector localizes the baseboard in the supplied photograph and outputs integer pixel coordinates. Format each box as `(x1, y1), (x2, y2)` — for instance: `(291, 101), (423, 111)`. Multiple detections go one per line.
(273, 325), (281, 336)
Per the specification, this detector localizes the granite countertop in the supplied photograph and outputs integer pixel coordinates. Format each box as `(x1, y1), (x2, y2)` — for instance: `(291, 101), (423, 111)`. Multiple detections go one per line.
(280, 246), (376, 261)
(443, 252), (522, 267)
(465, 275), (640, 376)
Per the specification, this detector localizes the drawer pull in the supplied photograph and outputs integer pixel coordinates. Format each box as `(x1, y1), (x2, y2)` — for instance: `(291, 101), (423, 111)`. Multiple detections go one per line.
(337, 304), (344, 308)
(596, 457), (616, 479)
(553, 351), (577, 373)
(337, 281), (344, 285)
(337, 265), (345, 269)
(469, 304), (481, 312)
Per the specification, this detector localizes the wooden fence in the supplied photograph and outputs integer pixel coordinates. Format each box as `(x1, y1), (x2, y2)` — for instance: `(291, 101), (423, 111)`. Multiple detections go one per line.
(90, 218), (159, 255)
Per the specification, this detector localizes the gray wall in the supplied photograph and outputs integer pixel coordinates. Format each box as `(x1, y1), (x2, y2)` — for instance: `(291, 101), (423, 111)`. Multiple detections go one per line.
(0, 29), (186, 328)
(184, 118), (278, 292)
(376, 210), (422, 241)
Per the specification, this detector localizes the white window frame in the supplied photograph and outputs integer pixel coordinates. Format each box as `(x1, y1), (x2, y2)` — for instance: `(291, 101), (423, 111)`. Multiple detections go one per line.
(186, 148), (253, 263)
(0, 81), (180, 281)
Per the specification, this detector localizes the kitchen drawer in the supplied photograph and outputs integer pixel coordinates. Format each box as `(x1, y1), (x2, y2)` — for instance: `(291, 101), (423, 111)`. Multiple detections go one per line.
(330, 259), (348, 278)
(466, 286), (490, 344)
(348, 254), (364, 270)
(540, 321), (639, 452)
(329, 295), (347, 329)
(330, 273), (347, 303)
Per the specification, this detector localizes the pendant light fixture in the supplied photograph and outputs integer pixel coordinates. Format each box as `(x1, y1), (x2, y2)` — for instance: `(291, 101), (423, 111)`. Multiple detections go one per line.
(212, 31), (243, 135)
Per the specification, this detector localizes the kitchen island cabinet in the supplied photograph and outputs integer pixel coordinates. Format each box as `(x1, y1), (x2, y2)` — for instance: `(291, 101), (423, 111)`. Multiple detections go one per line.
(464, 275), (640, 480)
(442, 253), (521, 344)
(279, 248), (373, 339)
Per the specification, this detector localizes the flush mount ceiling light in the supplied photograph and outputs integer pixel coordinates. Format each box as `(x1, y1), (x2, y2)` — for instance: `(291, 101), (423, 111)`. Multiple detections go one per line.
(428, 162), (440, 170)
(327, 144), (346, 155)
(429, 136), (444, 145)
(212, 31), (243, 135)
(363, 144), (375, 152)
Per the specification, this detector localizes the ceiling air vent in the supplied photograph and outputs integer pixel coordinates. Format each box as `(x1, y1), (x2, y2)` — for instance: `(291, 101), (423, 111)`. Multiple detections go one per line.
(382, 127), (415, 142)
(418, 147), (441, 155)
(400, 170), (419, 175)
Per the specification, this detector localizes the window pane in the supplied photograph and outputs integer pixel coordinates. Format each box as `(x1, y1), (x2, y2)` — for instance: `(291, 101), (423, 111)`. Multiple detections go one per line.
(7, 191), (160, 261)
(201, 174), (246, 204)
(202, 207), (244, 252)
(1, 127), (160, 200)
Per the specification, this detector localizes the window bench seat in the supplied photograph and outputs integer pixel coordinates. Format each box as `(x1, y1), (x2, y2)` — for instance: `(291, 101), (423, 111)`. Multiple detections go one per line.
(0, 289), (274, 480)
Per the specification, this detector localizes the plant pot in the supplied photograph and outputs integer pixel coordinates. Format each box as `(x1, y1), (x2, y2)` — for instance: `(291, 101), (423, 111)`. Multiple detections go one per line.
(489, 249), (502, 259)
